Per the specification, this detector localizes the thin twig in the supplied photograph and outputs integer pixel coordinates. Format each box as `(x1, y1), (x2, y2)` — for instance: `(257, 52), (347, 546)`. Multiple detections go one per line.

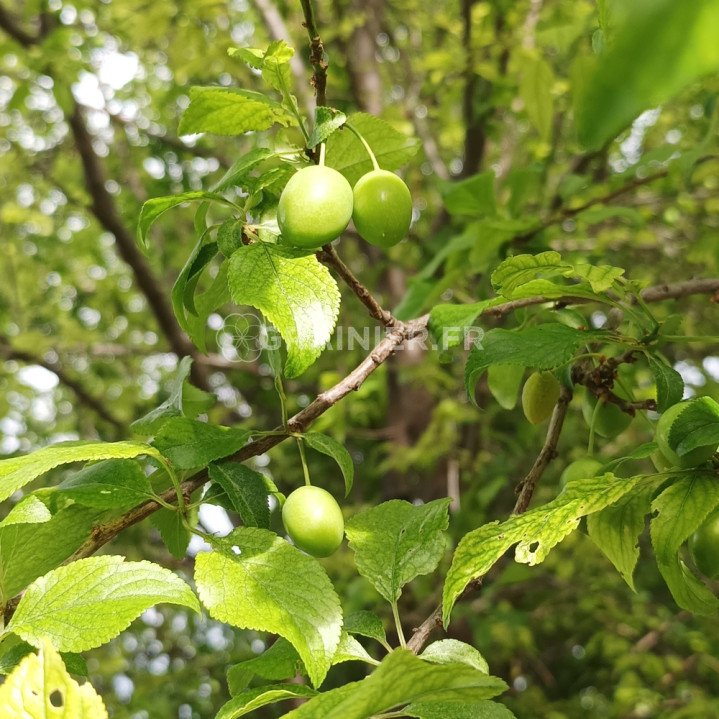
(298, 0), (327, 106)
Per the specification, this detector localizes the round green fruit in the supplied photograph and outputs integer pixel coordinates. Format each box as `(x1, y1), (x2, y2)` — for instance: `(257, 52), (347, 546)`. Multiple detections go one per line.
(352, 170), (412, 248)
(655, 400), (717, 469)
(688, 508), (719, 580)
(522, 371), (561, 424)
(581, 394), (632, 439)
(560, 458), (603, 487)
(277, 165), (353, 249)
(281, 485), (344, 558)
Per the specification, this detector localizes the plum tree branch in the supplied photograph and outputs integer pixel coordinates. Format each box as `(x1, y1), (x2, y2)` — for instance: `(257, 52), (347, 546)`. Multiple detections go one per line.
(298, 0), (327, 106)
(318, 244), (397, 326)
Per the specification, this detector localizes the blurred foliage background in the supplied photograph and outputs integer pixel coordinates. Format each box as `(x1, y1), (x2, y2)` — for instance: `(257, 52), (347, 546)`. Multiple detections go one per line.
(1, 0), (719, 717)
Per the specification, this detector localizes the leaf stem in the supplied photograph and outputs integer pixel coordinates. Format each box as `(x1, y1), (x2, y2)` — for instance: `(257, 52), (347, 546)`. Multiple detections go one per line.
(391, 601), (407, 648)
(296, 436), (312, 486)
(346, 122), (380, 171)
(318, 141), (327, 167)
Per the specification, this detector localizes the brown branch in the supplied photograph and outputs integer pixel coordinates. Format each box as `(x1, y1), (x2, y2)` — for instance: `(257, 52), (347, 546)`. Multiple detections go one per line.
(640, 278), (719, 303)
(298, 0), (327, 106)
(407, 386), (573, 653)
(318, 244), (397, 326)
(0, 341), (125, 433)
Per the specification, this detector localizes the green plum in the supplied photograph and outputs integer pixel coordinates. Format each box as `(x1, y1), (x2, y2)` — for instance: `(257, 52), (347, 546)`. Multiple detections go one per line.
(352, 169), (412, 248)
(582, 393), (632, 439)
(688, 508), (719, 580)
(655, 400), (717, 468)
(522, 371), (561, 424)
(278, 165), (353, 249)
(282, 485), (344, 558)
(560, 458), (603, 487)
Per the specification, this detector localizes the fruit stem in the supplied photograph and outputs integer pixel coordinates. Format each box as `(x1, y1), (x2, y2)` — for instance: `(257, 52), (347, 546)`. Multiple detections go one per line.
(391, 601), (407, 648)
(319, 141), (327, 167)
(296, 436), (312, 486)
(346, 122), (380, 171)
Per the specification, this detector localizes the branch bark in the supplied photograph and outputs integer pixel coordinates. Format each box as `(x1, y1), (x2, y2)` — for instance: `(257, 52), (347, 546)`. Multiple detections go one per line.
(298, 0), (328, 106)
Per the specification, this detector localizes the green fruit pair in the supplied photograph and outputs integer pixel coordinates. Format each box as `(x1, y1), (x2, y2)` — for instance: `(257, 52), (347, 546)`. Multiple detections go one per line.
(688, 508), (719, 580)
(522, 371), (561, 424)
(282, 485), (344, 558)
(655, 399), (718, 469)
(277, 166), (412, 250)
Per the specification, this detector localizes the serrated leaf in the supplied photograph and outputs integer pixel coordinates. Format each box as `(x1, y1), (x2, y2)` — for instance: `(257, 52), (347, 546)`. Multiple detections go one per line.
(137, 191), (233, 250)
(178, 87), (295, 136)
(207, 462), (270, 528)
(421, 639), (489, 674)
(153, 417), (250, 470)
(211, 147), (273, 192)
(519, 55), (554, 141)
(5, 556), (200, 652)
(0, 440), (163, 503)
(587, 479), (659, 590)
(496, 278), (602, 303)
(0, 506), (101, 604)
(217, 685), (317, 719)
(325, 113), (419, 185)
(0, 638), (86, 679)
(443, 474), (645, 625)
(56, 459), (153, 510)
(440, 172), (497, 217)
(405, 701), (516, 719)
(186, 261), (231, 352)
(490, 252), (570, 294)
(281, 649), (507, 719)
(575, 0), (719, 150)
(428, 300), (499, 348)
(0, 640), (107, 718)
(343, 611), (387, 646)
(227, 638), (305, 694)
(464, 324), (604, 399)
(0, 496), (51, 528)
(151, 508), (191, 559)
(332, 632), (377, 666)
(303, 434), (354, 497)
(227, 243), (340, 378)
(647, 356), (684, 413)
(571, 264), (625, 293)
(650, 473), (719, 614)
(260, 41), (295, 95)
(194, 528), (342, 688)
(309, 107), (347, 148)
(669, 397), (719, 456)
(487, 364), (525, 410)
(345, 499), (450, 603)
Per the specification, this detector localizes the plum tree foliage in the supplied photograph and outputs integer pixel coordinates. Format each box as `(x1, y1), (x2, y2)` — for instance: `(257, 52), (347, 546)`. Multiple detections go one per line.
(1, 0), (719, 717)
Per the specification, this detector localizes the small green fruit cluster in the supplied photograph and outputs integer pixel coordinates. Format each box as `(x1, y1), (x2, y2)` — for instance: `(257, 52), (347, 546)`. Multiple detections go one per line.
(654, 399), (718, 469)
(282, 485), (344, 558)
(277, 165), (412, 250)
(522, 371), (561, 424)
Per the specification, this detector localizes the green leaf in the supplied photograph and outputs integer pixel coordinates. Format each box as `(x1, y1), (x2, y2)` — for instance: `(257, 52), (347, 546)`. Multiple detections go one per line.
(281, 649), (507, 719)
(443, 474), (646, 625)
(217, 685), (317, 719)
(669, 397), (719, 456)
(178, 87), (295, 136)
(0, 505), (101, 604)
(230, 41), (296, 101)
(519, 55), (554, 141)
(405, 701), (516, 719)
(186, 261), (231, 352)
(345, 499), (451, 603)
(151, 508), (191, 559)
(575, 0), (719, 150)
(325, 113), (419, 185)
(572, 263), (625, 293)
(303, 434), (354, 497)
(56, 459), (153, 510)
(587, 479), (659, 590)
(0, 496), (51, 528)
(650, 473), (719, 614)
(194, 528), (342, 688)
(428, 300), (499, 349)
(0, 640), (107, 717)
(0, 440), (163, 503)
(6, 556), (200, 652)
(465, 323), (604, 399)
(441, 172), (497, 217)
(309, 107), (347, 148)
(207, 462), (270, 529)
(153, 418), (251, 470)
(136, 191), (234, 250)
(211, 148), (273, 192)
(487, 364), (525, 410)
(227, 638), (305, 694)
(343, 611), (387, 647)
(332, 632), (377, 667)
(421, 639), (489, 674)
(490, 252), (571, 295)
(227, 243), (340, 378)
(647, 356), (684, 414)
